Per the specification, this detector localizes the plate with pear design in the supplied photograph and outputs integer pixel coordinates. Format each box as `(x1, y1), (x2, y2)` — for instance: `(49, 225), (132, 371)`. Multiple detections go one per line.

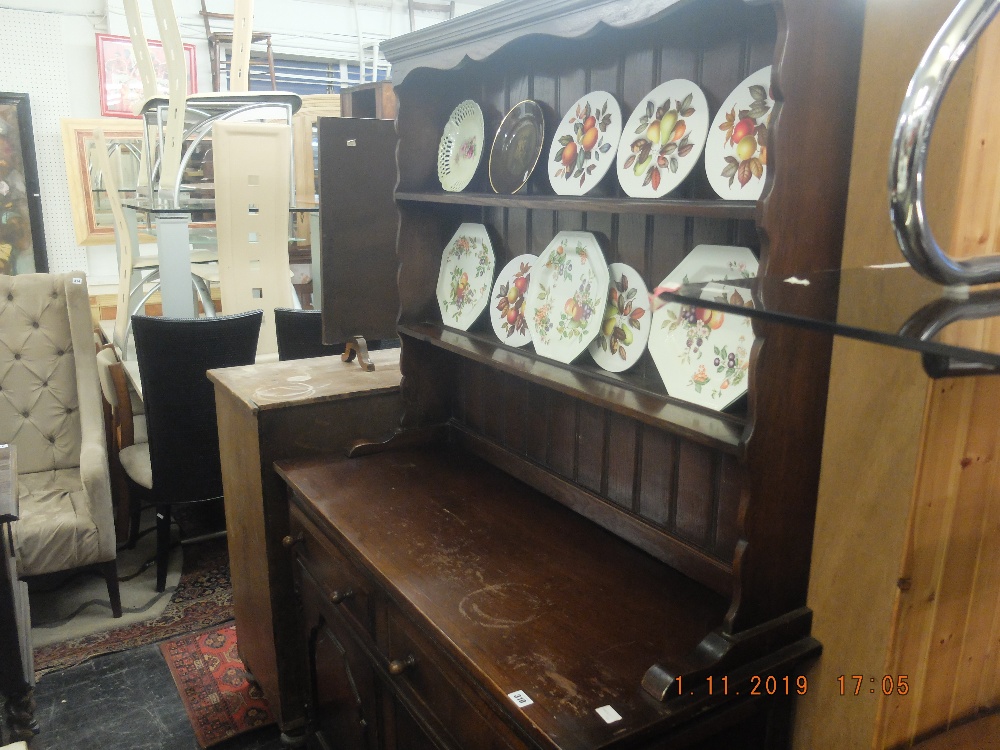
(588, 263), (649, 372)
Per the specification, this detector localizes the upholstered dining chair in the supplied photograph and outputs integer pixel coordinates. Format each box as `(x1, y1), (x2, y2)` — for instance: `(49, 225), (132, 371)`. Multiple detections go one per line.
(124, 311), (262, 591)
(0, 273), (121, 617)
(95, 345), (147, 546)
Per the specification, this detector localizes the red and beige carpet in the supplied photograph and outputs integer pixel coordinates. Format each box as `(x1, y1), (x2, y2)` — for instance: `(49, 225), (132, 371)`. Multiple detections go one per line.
(160, 624), (275, 748)
(32, 537), (234, 676)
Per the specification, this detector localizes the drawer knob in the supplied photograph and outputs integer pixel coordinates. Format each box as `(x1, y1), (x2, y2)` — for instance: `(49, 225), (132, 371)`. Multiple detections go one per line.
(388, 654), (417, 675)
(330, 588), (355, 604)
(282, 533), (304, 549)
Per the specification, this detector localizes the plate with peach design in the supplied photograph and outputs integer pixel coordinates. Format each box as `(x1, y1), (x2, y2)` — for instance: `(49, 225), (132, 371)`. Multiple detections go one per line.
(524, 232), (608, 364)
(490, 254), (535, 346)
(705, 66), (773, 200)
(648, 244), (758, 410)
(616, 79), (709, 198)
(436, 223), (495, 330)
(547, 92), (621, 195)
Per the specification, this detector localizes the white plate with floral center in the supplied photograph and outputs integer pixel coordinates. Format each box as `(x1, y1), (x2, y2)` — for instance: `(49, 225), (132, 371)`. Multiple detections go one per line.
(437, 100), (485, 192)
(705, 66), (773, 200)
(616, 79), (709, 198)
(436, 223), (495, 330)
(548, 92), (622, 195)
(524, 232), (609, 363)
(588, 263), (649, 372)
(490, 254), (535, 346)
(648, 244), (758, 410)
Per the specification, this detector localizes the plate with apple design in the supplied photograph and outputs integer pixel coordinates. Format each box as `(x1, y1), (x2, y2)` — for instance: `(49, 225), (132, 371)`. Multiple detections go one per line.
(490, 254), (535, 346)
(547, 92), (622, 195)
(616, 79), (709, 198)
(704, 66), (773, 200)
(648, 244), (758, 410)
(524, 232), (608, 364)
(436, 223), (495, 330)
(588, 263), (649, 372)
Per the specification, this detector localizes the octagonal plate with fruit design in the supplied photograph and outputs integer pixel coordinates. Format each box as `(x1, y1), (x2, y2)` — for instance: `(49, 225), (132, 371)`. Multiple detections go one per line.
(524, 232), (609, 364)
(436, 223), (495, 331)
(616, 79), (709, 198)
(588, 263), (650, 373)
(648, 244), (758, 411)
(547, 92), (622, 196)
(705, 66), (773, 200)
(490, 254), (535, 347)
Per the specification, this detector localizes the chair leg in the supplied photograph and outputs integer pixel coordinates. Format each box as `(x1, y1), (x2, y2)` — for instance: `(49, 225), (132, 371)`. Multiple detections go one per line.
(100, 560), (123, 618)
(127, 481), (144, 550)
(156, 505), (171, 593)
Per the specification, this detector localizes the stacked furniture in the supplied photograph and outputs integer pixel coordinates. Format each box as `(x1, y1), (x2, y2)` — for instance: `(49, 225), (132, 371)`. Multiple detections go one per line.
(276, 0), (866, 747)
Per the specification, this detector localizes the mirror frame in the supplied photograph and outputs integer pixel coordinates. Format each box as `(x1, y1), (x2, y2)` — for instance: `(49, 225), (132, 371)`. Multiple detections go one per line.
(61, 117), (151, 246)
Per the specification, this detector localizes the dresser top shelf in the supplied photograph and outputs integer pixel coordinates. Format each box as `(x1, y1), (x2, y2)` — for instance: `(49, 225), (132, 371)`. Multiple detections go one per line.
(278, 444), (734, 748)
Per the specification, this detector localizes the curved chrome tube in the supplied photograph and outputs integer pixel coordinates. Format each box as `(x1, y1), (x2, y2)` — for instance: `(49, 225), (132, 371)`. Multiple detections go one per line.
(889, 0), (1000, 286)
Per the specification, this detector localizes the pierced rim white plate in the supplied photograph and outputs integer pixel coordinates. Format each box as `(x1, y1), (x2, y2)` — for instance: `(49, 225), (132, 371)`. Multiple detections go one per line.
(437, 100), (485, 192)
(648, 244), (758, 411)
(436, 223), (495, 330)
(705, 66), (773, 200)
(524, 232), (609, 363)
(490, 254), (535, 347)
(547, 92), (622, 196)
(588, 263), (650, 373)
(616, 79), (709, 198)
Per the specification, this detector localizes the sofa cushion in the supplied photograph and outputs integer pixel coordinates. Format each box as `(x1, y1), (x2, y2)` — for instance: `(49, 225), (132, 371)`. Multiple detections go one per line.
(12, 468), (106, 576)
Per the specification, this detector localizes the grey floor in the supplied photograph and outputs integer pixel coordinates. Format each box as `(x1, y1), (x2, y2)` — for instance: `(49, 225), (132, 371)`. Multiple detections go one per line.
(22, 643), (286, 750)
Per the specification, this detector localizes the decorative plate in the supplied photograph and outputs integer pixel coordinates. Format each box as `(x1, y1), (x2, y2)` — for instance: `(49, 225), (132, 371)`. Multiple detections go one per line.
(489, 100), (545, 194)
(588, 263), (650, 372)
(547, 92), (622, 195)
(705, 66), (773, 200)
(616, 79), (709, 198)
(436, 223), (495, 330)
(524, 232), (609, 364)
(437, 100), (485, 192)
(490, 254), (535, 347)
(648, 244), (758, 411)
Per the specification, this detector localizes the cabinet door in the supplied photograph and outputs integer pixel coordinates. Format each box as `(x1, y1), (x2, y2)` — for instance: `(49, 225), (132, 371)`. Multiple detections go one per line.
(299, 564), (380, 750)
(384, 693), (438, 750)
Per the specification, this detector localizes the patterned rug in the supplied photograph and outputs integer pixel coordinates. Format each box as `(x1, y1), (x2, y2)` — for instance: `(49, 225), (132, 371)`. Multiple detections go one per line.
(160, 624), (275, 748)
(32, 537), (233, 677)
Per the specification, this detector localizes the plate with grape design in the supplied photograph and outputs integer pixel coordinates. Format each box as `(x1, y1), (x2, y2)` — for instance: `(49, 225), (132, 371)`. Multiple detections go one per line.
(436, 223), (495, 330)
(490, 254), (535, 347)
(648, 244), (758, 410)
(547, 92), (622, 195)
(588, 263), (649, 372)
(437, 100), (485, 192)
(616, 80), (709, 198)
(704, 67), (773, 200)
(524, 232), (608, 364)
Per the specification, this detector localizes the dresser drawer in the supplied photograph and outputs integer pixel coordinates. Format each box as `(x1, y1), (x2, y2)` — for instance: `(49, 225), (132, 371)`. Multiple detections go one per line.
(384, 602), (525, 750)
(291, 507), (375, 639)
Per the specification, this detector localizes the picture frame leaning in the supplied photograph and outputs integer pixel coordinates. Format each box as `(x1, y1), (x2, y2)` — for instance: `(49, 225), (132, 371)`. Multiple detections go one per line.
(96, 32), (197, 118)
(0, 93), (47, 274)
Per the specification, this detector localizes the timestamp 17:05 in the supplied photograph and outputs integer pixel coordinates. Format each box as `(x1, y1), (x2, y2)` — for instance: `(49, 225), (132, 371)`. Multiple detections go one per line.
(838, 675), (909, 695)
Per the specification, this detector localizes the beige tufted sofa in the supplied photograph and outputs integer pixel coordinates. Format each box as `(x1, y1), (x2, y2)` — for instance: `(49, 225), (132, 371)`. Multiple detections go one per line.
(0, 272), (121, 617)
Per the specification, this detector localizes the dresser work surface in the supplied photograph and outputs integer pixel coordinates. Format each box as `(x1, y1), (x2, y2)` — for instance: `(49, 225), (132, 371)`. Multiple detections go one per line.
(280, 445), (810, 749)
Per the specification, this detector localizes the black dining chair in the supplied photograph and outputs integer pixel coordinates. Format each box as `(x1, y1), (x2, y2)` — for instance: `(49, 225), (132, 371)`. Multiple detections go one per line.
(273, 307), (346, 361)
(125, 311), (262, 591)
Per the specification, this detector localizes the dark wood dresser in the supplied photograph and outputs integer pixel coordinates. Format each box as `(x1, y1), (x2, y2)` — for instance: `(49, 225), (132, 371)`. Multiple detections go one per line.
(277, 0), (865, 746)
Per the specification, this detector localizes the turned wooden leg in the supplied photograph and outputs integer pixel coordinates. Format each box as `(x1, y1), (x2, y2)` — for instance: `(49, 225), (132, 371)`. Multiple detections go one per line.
(100, 559), (123, 618)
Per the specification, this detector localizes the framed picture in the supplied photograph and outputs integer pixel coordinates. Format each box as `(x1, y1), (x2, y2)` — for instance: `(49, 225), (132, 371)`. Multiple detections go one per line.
(96, 32), (197, 118)
(0, 93), (47, 274)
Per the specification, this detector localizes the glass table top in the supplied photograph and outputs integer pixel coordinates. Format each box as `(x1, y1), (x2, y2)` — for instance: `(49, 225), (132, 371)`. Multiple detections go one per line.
(653, 264), (1000, 377)
(121, 196), (319, 214)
